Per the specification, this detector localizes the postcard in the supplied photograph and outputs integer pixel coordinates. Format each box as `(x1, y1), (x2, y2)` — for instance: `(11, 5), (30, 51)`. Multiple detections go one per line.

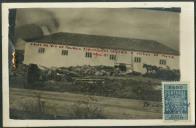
(2, 2), (195, 127)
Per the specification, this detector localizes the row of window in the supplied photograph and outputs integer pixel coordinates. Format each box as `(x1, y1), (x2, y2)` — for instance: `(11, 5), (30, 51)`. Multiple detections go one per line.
(38, 48), (167, 65)
(134, 57), (167, 65)
(38, 48), (69, 56)
(85, 52), (117, 60)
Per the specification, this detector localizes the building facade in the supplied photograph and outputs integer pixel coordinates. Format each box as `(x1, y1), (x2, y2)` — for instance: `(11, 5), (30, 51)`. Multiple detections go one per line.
(23, 32), (179, 74)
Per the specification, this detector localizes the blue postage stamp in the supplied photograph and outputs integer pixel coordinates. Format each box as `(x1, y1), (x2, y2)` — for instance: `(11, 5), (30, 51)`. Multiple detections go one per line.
(162, 82), (189, 120)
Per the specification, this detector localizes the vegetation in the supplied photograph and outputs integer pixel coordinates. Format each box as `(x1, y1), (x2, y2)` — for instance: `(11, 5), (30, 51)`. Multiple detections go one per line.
(26, 64), (41, 88)
(10, 95), (105, 119)
(143, 64), (180, 81)
(27, 77), (161, 101)
(11, 63), (181, 102)
(70, 96), (105, 119)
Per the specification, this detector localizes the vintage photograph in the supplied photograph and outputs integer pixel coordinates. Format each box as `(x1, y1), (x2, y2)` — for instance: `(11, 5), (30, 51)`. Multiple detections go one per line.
(8, 8), (182, 120)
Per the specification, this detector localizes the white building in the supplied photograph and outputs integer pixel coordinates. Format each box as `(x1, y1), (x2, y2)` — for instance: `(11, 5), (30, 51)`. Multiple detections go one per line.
(23, 32), (179, 74)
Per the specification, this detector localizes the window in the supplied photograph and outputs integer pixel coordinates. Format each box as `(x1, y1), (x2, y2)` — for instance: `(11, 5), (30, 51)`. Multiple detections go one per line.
(85, 52), (92, 58)
(110, 55), (116, 60)
(38, 47), (45, 54)
(62, 50), (68, 56)
(160, 59), (166, 65)
(134, 57), (141, 63)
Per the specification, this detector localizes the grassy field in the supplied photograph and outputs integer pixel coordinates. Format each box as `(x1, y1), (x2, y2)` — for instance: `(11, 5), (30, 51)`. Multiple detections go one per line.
(10, 75), (162, 101)
(10, 88), (161, 119)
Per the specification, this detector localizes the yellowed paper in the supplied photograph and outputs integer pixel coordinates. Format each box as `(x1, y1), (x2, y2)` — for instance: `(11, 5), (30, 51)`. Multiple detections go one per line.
(2, 2), (195, 127)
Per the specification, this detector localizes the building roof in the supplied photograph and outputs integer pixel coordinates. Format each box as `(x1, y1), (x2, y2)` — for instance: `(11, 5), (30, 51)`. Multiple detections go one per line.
(30, 32), (179, 55)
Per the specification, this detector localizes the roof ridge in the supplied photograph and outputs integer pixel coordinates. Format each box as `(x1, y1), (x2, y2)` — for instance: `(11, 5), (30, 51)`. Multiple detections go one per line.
(30, 32), (179, 55)
(50, 32), (158, 42)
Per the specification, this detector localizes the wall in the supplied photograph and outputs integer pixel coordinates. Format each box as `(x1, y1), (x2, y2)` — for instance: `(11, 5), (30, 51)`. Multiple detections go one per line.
(132, 51), (179, 73)
(23, 42), (179, 74)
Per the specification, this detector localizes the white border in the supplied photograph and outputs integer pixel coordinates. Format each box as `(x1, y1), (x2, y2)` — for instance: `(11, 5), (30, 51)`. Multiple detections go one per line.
(2, 2), (195, 127)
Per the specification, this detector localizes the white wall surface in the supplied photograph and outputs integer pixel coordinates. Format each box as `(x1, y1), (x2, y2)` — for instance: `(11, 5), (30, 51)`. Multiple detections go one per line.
(23, 42), (179, 73)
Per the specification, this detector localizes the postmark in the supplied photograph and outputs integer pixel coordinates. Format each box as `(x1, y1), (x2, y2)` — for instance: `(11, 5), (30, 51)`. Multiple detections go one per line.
(162, 82), (189, 120)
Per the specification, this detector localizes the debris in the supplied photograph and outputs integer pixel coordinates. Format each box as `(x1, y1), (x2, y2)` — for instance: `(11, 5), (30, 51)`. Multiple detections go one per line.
(13, 63), (142, 82)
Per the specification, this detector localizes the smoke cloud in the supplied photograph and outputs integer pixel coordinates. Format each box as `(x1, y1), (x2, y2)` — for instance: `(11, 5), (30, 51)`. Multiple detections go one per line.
(15, 8), (180, 50)
(16, 8), (59, 34)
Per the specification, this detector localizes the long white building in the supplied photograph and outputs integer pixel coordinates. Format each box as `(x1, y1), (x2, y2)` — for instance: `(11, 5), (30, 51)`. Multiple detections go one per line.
(23, 32), (179, 74)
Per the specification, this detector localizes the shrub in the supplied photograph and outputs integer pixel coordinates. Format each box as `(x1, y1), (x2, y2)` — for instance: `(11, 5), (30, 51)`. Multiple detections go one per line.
(156, 69), (180, 81)
(27, 64), (41, 84)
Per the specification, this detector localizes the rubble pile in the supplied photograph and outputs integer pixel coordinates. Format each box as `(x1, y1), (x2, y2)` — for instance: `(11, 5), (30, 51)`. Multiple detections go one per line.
(12, 64), (138, 84)
(35, 65), (130, 82)
(67, 65), (116, 76)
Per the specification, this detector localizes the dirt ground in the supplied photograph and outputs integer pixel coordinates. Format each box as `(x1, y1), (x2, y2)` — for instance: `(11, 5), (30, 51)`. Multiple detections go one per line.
(10, 88), (162, 119)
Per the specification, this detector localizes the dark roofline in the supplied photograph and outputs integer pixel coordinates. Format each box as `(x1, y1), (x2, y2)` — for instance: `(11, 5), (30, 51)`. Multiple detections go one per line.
(139, 8), (181, 13)
(27, 32), (180, 55)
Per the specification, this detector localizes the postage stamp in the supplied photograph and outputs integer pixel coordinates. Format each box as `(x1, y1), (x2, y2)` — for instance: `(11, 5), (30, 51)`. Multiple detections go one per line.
(162, 82), (189, 120)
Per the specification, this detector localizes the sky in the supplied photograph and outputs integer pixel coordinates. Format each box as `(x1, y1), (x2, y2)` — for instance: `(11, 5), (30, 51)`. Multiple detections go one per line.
(15, 8), (180, 50)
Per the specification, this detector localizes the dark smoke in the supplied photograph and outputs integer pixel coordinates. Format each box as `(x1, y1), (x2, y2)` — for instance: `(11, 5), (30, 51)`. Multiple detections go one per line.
(14, 8), (179, 51)
(15, 8), (59, 34)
